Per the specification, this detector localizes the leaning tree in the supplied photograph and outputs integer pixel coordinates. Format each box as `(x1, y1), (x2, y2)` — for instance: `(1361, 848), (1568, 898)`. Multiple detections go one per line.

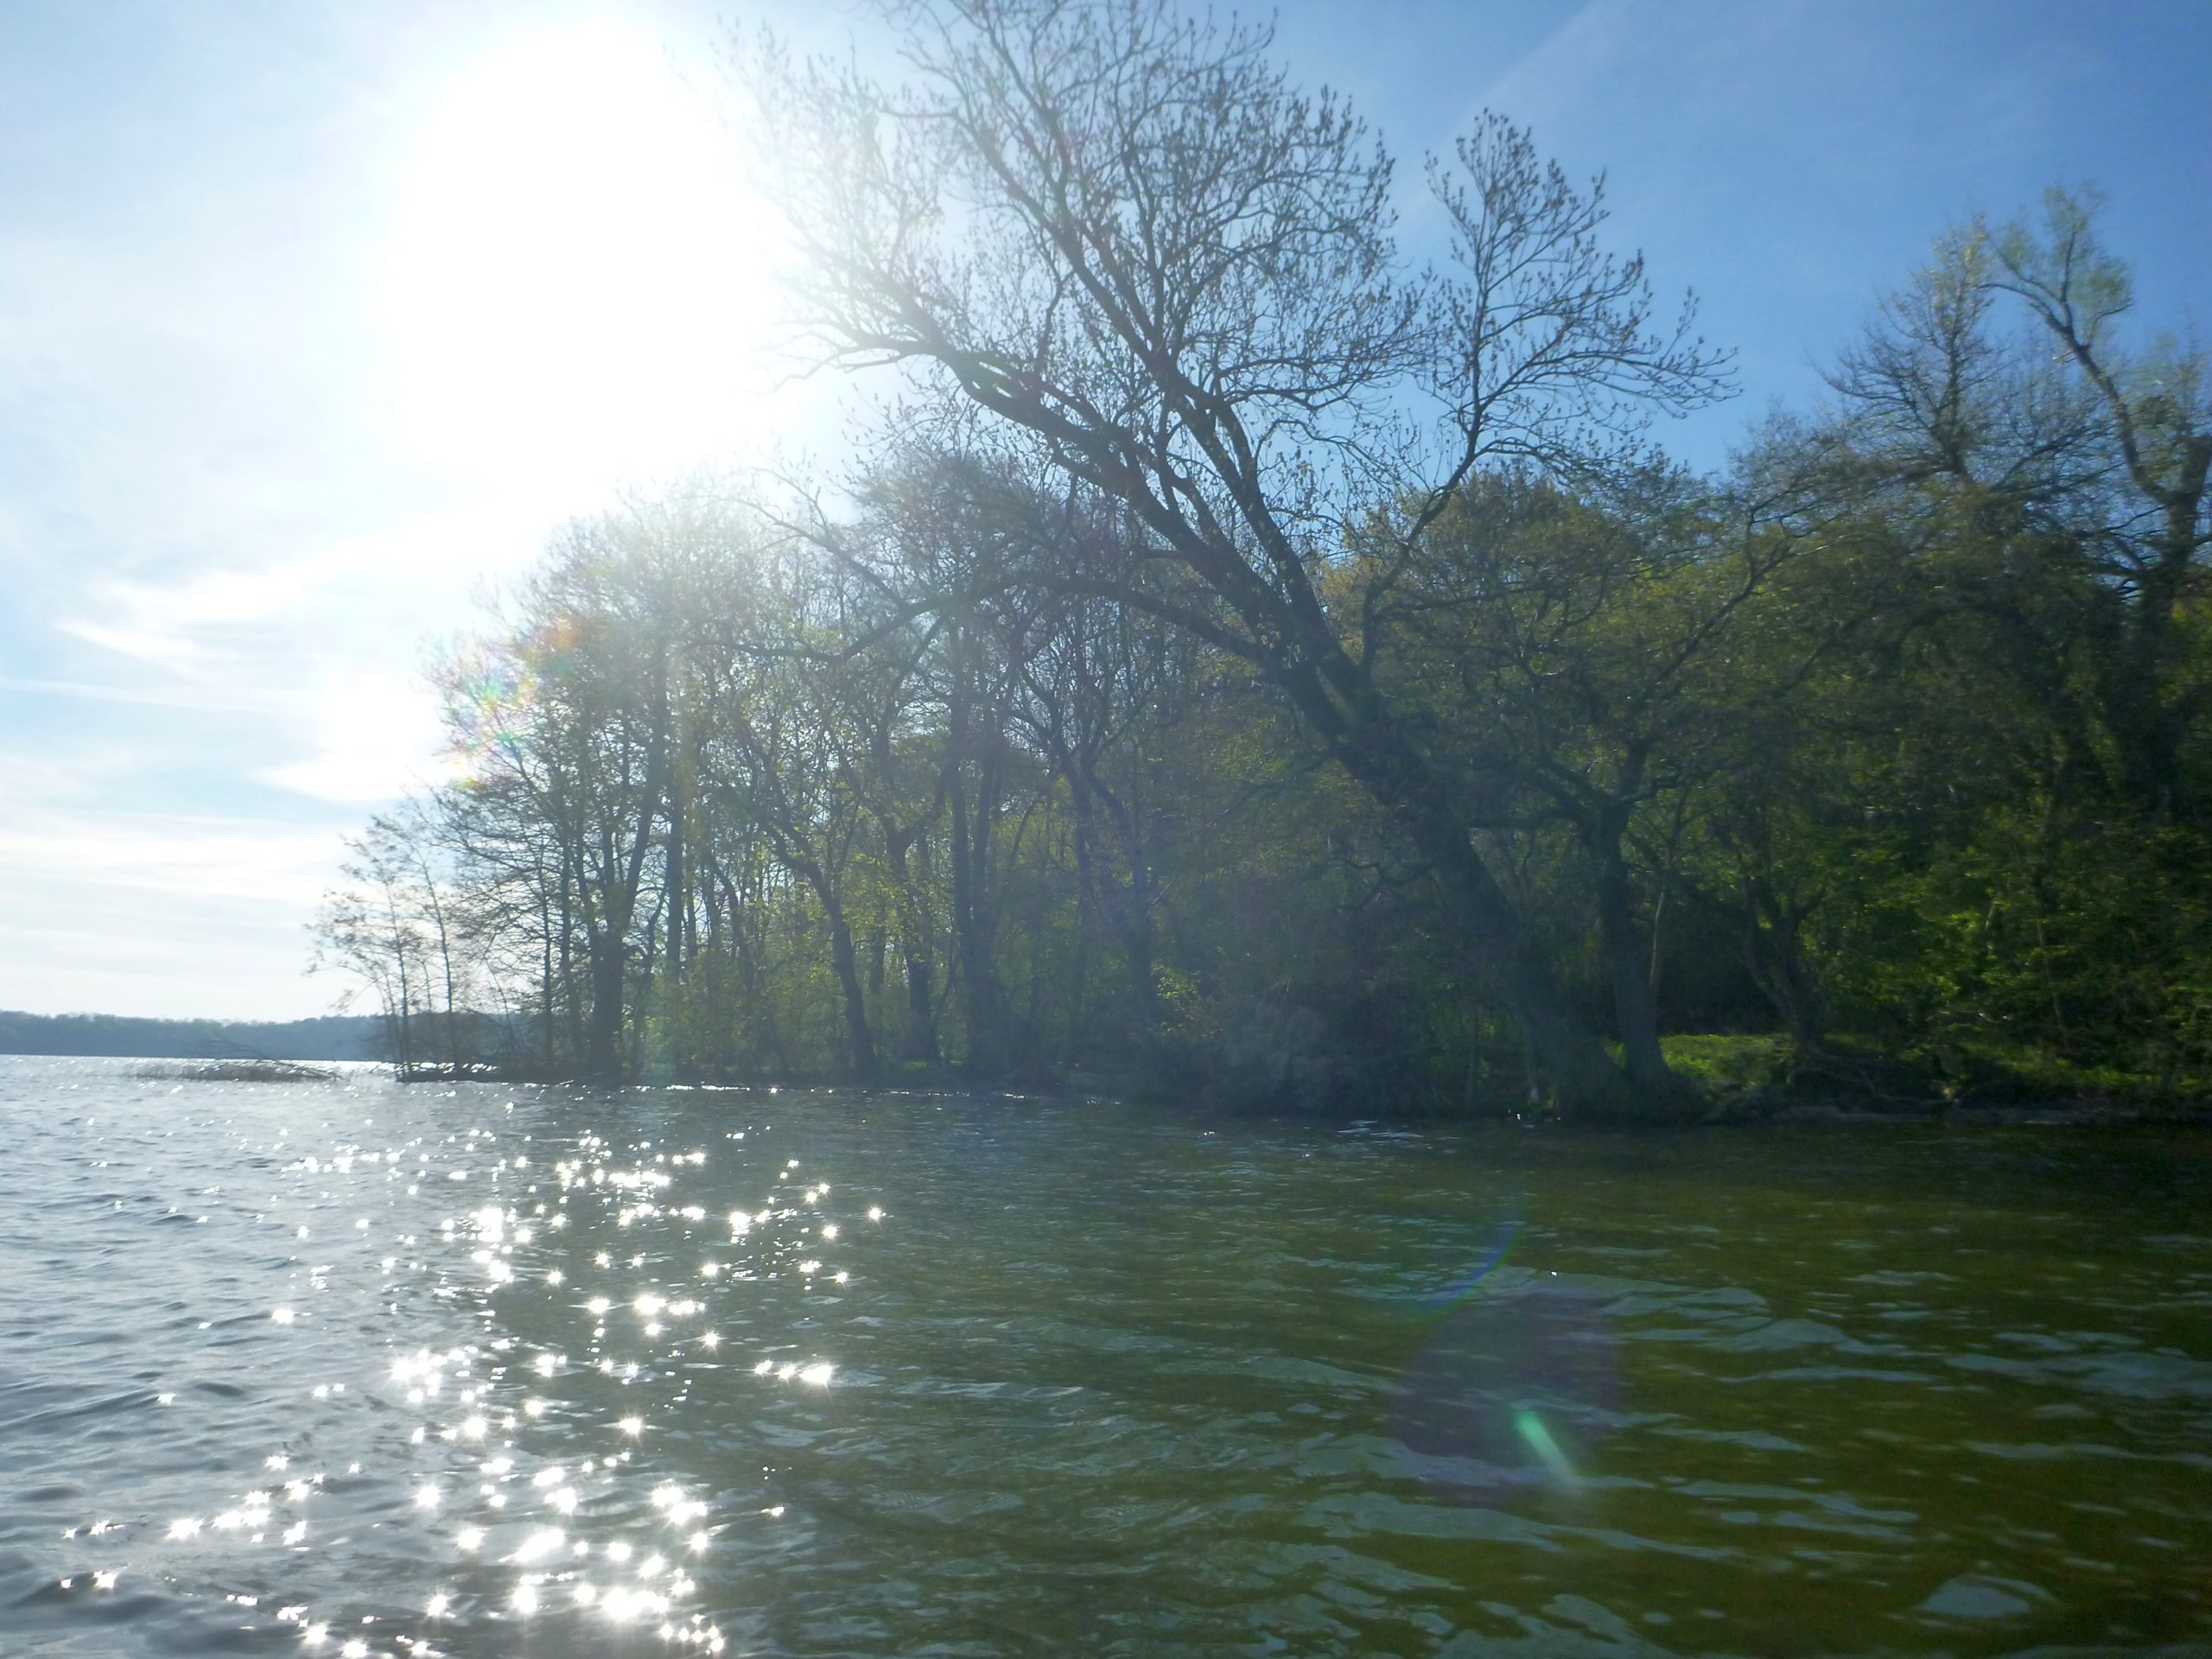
(734, 0), (1730, 1114)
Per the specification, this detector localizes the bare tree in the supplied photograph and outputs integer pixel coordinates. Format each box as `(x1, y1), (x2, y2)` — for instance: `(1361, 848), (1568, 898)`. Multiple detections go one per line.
(309, 810), (466, 1077)
(734, 0), (1730, 1113)
(1992, 189), (2210, 817)
(690, 519), (887, 1079)
(1816, 190), (2209, 821)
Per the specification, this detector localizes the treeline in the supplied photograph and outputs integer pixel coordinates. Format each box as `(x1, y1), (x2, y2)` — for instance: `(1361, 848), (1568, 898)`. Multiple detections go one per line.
(0, 1010), (384, 1062)
(315, 4), (2206, 1116)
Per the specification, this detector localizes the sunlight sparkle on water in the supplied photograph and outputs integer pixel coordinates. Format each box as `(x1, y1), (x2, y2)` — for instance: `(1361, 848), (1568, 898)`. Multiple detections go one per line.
(512, 1527), (566, 1564)
(651, 1482), (709, 1525)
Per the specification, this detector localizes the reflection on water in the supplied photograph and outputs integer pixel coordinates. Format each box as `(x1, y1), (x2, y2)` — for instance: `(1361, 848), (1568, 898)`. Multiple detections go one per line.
(1391, 1275), (1622, 1494)
(1, 1057), (2208, 1656)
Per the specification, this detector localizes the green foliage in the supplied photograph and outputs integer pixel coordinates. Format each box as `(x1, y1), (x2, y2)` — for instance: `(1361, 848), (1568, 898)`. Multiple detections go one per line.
(1659, 1033), (1792, 1093)
(306, 175), (2208, 1115)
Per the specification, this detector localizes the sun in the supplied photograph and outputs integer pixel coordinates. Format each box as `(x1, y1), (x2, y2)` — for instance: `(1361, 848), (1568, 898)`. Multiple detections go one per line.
(376, 20), (784, 493)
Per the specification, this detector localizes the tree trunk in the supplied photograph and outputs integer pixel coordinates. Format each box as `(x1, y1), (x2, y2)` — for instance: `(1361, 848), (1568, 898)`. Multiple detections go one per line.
(820, 888), (879, 1080)
(584, 934), (626, 1079)
(884, 830), (940, 1065)
(1065, 766), (1160, 1037)
(1319, 709), (1647, 1118)
(1743, 892), (1824, 1058)
(948, 766), (991, 1071)
(1590, 813), (1675, 1096)
(1597, 860), (1672, 1095)
(946, 676), (1007, 1075)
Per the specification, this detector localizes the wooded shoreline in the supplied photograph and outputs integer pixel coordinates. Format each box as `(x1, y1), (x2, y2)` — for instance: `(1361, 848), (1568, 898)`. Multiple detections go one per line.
(308, 6), (2207, 1122)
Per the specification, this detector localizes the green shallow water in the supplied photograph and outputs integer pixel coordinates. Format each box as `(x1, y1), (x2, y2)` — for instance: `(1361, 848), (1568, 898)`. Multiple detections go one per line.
(1, 1056), (2207, 1656)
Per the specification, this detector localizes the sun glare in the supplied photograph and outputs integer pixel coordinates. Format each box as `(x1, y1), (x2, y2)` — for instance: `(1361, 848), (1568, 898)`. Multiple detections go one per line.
(378, 22), (783, 490)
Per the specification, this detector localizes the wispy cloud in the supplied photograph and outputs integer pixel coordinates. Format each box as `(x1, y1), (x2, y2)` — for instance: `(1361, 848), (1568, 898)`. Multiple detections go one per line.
(0, 806), (340, 908)
(0, 676), (289, 714)
(0, 798), (353, 1020)
(2, 0), (2202, 1020)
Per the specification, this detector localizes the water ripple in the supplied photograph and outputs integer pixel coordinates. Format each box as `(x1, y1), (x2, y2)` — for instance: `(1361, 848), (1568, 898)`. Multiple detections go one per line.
(0, 1056), (2207, 1655)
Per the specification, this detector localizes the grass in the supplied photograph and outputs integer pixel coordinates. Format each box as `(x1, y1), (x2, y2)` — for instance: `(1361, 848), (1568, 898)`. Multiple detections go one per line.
(1659, 1031), (2209, 1121)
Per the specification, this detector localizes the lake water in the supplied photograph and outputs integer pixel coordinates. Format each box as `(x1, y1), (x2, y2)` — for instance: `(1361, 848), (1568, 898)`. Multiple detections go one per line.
(1, 1056), (2207, 1657)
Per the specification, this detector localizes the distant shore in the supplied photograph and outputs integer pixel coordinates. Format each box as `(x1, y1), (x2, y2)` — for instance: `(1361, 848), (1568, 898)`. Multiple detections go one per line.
(0, 1009), (380, 1063)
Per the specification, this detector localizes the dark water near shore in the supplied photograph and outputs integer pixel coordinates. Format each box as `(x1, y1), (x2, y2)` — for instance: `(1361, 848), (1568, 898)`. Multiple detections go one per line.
(2, 1057), (2208, 1657)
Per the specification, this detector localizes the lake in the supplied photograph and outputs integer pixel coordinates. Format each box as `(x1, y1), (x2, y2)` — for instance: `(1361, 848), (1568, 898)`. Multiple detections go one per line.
(1, 1056), (2207, 1656)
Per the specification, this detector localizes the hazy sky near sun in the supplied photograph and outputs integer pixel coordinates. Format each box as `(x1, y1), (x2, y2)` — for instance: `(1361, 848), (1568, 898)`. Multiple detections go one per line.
(1, 0), (2205, 1020)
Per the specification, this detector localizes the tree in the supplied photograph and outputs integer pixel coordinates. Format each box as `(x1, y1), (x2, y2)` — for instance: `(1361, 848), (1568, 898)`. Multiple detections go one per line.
(1691, 193), (2212, 1079)
(1991, 188), (2210, 819)
(310, 807), (474, 1077)
(692, 537), (886, 1081)
(1820, 192), (2209, 822)
(436, 498), (703, 1077)
(735, 0), (1729, 1115)
(1357, 468), (1790, 1091)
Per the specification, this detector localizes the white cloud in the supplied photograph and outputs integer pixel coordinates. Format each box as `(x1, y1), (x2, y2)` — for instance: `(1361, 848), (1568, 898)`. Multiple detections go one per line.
(0, 802), (353, 1020)
(0, 676), (284, 715)
(257, 669), (454, 805)
(0, 810), (340, 909)
(3, 3), (838, 1018)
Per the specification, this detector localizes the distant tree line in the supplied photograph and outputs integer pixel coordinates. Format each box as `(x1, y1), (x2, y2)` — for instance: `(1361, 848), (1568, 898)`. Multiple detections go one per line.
(0, 1010), (384, 1063)
(314, 3), (2206, 1116)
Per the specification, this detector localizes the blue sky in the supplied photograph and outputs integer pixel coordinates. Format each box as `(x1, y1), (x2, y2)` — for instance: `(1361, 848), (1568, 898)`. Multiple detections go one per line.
(2, 0), (2206, 1019)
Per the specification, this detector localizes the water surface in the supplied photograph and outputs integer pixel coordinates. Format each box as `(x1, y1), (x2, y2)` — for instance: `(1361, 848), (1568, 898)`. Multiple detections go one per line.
(2, 1056), (2207, 1656)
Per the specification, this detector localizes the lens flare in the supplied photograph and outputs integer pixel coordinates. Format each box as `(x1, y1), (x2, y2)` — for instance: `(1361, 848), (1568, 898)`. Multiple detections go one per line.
(1389, 1219), (1618, 1495)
